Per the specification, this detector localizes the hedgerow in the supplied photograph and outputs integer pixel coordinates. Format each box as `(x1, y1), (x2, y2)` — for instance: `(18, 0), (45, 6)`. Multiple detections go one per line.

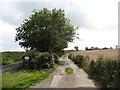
(22, 52), (59, 70)
(68, 54), (120, 88)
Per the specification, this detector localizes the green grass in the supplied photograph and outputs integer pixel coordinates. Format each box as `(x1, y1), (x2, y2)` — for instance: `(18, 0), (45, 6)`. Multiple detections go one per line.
(65, 67), (73, 75)
(2, 64), (57, 89)
(0, 73), (2, 89)
(2, 52), (25, 65)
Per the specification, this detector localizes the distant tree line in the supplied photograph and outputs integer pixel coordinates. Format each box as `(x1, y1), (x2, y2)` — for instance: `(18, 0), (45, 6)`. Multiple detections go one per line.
(85, 46), (113, 51)
(74, 46), (79, 51)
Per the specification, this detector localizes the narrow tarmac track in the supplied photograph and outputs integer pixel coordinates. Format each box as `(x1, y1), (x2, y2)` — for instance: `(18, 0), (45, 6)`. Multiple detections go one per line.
(29, 55), (100, 88)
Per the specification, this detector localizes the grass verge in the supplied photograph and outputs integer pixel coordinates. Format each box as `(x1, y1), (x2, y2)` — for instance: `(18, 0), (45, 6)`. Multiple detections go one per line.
(65, 67), (73, 75)
(2, 64), (57, 89)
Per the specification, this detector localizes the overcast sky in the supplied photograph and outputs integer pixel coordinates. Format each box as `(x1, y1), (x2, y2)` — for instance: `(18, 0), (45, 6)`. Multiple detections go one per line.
(0, 0), (119, 51)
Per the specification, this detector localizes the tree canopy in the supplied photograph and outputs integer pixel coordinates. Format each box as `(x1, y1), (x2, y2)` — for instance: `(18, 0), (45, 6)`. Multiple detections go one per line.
(15, 8), (78, 52)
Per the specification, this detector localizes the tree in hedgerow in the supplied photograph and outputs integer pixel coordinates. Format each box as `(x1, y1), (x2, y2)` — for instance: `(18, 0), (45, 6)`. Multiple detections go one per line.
(85, 47), (89, 51)
(74, 46), (79, 51)
(15, 8), (78, 52)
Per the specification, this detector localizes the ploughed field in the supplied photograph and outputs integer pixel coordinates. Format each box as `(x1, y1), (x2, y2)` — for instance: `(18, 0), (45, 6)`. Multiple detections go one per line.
(70, 49), (118, 61)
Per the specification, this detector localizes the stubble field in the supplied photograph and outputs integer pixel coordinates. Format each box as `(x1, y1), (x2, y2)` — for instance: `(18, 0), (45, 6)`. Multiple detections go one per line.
(70, 49), (118, 60)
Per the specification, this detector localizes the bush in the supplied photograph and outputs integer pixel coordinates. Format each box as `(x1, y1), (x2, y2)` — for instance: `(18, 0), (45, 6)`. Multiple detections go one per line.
(22, 52), (59, 70)
(87, 60), (95, 77)
(52, 53), (59, 64)
(69, 54), (88, 68)
(69, 54), (120, 88)
(88, 56), (120, 88)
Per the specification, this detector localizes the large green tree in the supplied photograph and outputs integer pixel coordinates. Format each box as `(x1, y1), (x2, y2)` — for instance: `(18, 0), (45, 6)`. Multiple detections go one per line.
(15, 8), (78, 52)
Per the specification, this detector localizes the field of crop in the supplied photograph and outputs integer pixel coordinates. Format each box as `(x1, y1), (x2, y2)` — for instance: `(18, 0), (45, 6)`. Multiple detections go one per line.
(68, 49), (120, 88)
(70, 49), (118, 60)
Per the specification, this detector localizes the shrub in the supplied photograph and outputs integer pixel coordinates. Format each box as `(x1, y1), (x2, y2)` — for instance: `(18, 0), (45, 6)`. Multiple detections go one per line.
(52, 53), (59, 64)
(88, 56), (120, 88)
(87, 60), (95, 77)
(69, 54), (120, 88)
(68, 54), (88, 68)
(24, 50), (36, 59)
(22, 52), (59, 70)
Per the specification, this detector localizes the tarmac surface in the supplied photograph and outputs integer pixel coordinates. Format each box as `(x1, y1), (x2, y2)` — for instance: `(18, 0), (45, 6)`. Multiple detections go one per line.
(29, 54), (100, 88)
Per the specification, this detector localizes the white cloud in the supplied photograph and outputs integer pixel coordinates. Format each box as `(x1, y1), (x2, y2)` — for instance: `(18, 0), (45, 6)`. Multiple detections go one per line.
(0, 0), (119, 51)
(0, 21), (25, 51)
(66, 28), (118, 50)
